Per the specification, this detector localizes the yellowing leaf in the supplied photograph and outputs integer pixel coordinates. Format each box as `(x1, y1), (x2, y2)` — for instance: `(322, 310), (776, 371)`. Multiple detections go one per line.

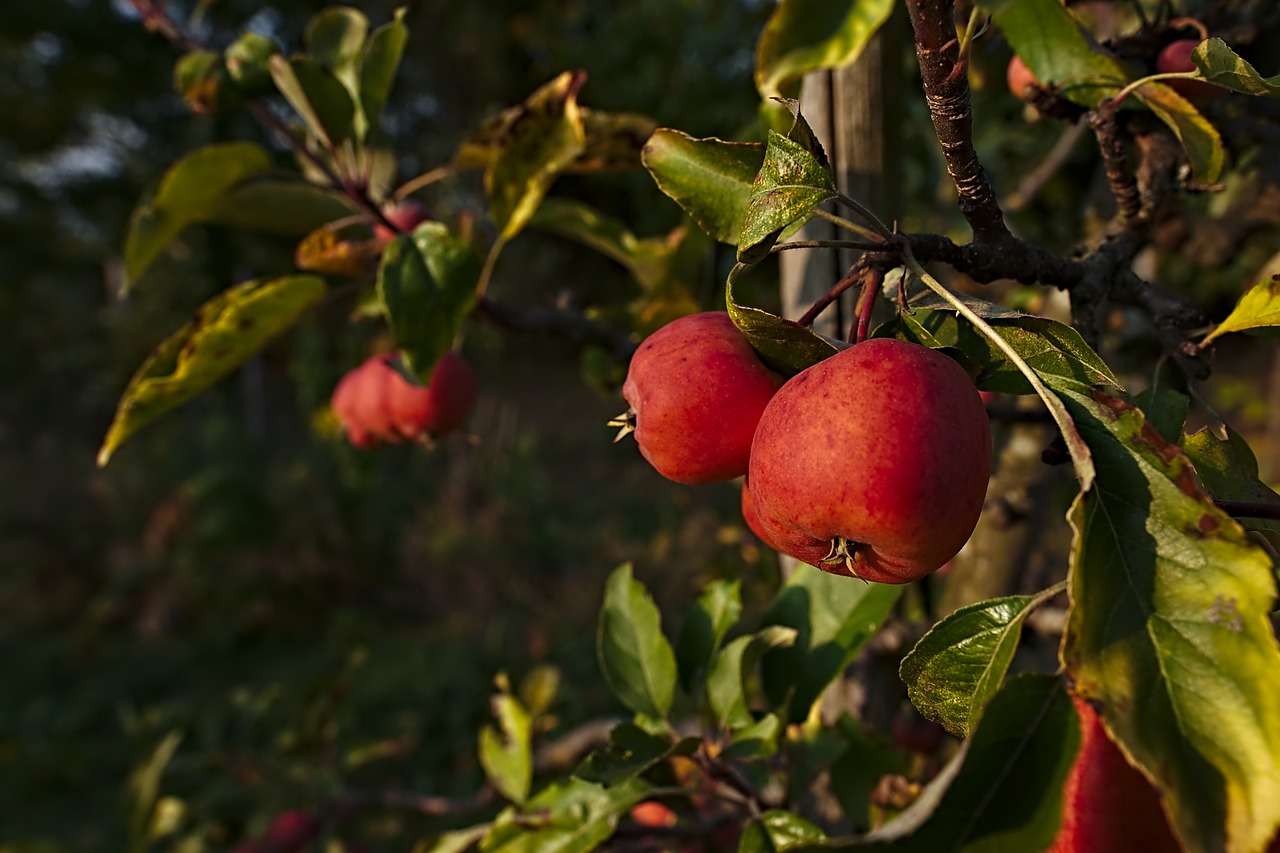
(1202, 276), (1280, 346)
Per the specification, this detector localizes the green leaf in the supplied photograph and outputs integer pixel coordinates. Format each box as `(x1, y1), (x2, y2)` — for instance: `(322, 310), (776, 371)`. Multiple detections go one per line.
(674, 578), (743, 692)
(1133, 386), (1190, 445)
(722, 713), (783, 760)
(738, 131), (836, 263)
(755, 0), (895, 99)
(376, 222), (481, 383)
(123, 142), (272, 287)
(1183, 427), (1280, 553)
(801, 675), (1076, 852)
(597, 564), (678, 721)
(268, 54), (356, 147)
(359, 9), (409, 138)
(421, 824), (490, 853)
(760, 565), (902, 724)
(741, 811), (827, 853)
(1193, 38), (1280, 97)
(485, 71), (588, 241)
(900, 585), (1064, 738)
(482, 777), (651, 853)
(1131, 83), (1224, 184)
(457, 108), (656, 174)
(978, 0), (1132, 106)
(1061, 387), (1280, 853)
(1202, 276), (1280, 346)
(126, 731), (183, 837)
(519, 664), (561, 718)
(223, 32), (277, 96)
(642, 129), (764, 244)
(199, 180), (356, 235)
(726, 272), (840, 376)
(529, 197), (680, 291)
(707, 627), (798, 730)
(573, 724), (696, 786)
(173, 50), (239, 114)
(480, 693), (533, 804)
(304, 6), (368, 71)
(98, 275), (325, 466)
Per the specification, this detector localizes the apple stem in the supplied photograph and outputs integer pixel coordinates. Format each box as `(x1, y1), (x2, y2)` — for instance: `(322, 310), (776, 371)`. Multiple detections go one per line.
(852, 268), (881, 344)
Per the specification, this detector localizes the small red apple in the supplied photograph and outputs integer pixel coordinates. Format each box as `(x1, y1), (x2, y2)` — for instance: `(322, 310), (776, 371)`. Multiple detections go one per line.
(373, 199), (432, 243)
(630, 800), (678, 828)
(1155, 40), (1224, 101)
(747, 338), (990, 584)
(1049, 697), (1180, 853)
(263, 809), (320, 852)
(331, 351), (477, 446)
(617, 312), (784, 484)
(1007, 55), (1041, 102)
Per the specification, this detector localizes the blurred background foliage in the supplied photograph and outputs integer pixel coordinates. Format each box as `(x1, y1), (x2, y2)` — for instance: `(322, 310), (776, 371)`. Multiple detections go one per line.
(4, 0), (1280, 850)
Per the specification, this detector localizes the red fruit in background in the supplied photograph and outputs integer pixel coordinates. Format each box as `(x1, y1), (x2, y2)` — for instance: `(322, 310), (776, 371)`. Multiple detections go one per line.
(373, 199), (432, 243)
(263, 809), (320, 852)
(331, 351), (477, 446)
(1007, 55), (1041, 101)
(1155, 40), (1224, 101)
(630, 800), (678, 828)
(747, 339), (990, 584)
(619, 312), (784, 484)
(1049, 697), (1180, 853)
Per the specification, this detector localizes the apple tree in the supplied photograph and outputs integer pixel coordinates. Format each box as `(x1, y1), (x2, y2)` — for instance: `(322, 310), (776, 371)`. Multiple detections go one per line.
(104, 1), (1280, 851)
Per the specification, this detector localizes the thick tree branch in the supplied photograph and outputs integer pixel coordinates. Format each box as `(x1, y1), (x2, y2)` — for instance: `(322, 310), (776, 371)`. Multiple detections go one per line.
(905, 0), (1011, 244)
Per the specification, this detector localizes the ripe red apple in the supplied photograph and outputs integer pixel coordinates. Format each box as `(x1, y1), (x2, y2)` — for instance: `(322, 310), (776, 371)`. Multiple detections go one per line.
(747, 338), (990, 584)
(1155, 40), (1224, 101)
(373, 199), (432, 243)
(618, 312), (784, 484)
(740, 480), (782, 551)
(331, 351), (477, 446)
(1007, 55), (1041, 102)
(630, 800), (678, 828)
(1049, 696), (1180, 853)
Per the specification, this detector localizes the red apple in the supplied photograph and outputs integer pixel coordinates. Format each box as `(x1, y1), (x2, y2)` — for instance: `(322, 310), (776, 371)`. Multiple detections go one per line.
(373, 199), (432, 243)
(1007, 55), (1041, 102)
(1155, 40), (1224, 101)
(618, 312), (784, 484)
(747, 338), (990, 584)
(331, 351), (477, 446)
(630, 800), (678, 828)
(1049, 697), (1180, 853)
(740, 480), (782, 551)
(263, 809), (320, 852)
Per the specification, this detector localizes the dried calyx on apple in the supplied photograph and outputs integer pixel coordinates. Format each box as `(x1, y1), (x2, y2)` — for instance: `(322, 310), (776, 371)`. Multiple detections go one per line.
(331, 350), (477, 447)
(747, 338), (991, 585)
(612, 311), (785, 484)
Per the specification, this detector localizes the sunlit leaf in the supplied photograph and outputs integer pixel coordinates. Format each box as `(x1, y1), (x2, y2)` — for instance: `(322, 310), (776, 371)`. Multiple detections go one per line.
(98, 275), (325, 466)
(480, 693), (533, 804)
(482, 777), (651, 853)
(1183, 427), (1280, 553)
(1062, 388), (1280, 853)
(1131, 82), (1224, 183)
(223, 32), (277, 96)
(900, 585), (1064, 738)
(456, 108), (656, 173)
(304, 6), (367, 72)
(978, 0), (1131, 106)
(123, 142), (272, 288)
(642, 129), (764, 244)
(1193, 38), (1280, 97)
(529, 197), (680, 291)
(1201, 276), (1280, 346)
(738, 131), (836, 263)
(173, 50), (239, 114)
(268, 54), (356, 147)
(740, 810), (826, 852)
(485, 71), (587, 240)
(755, 0), (895, 99)
(722, 713), (783, 760)
(296, 224), (382, 278)
(597, 564), (677, 721)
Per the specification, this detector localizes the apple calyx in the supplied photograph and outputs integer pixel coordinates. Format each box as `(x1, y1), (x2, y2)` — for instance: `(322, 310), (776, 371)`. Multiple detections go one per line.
(607, 409), (637, 442)
(819, 536), (867, 579)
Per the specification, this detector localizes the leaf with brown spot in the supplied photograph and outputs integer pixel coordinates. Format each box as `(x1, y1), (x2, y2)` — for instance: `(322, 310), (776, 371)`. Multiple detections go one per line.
(295, 223), (382, 278)
(99, 276), (326, 466)
(1061, 387), (1280, 853)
